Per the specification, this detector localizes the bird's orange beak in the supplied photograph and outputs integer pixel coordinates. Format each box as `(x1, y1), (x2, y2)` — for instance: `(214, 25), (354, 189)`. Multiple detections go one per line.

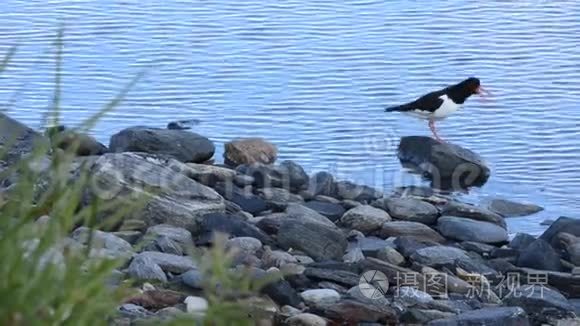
(476, 86), (491, 97)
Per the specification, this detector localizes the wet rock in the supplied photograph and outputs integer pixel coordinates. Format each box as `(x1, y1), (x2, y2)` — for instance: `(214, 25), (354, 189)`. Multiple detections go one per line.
(71, 227), (133, 259)
(335, 180), (383, 202)
(278, 219), (347, 261)
(440, 201), (506, 228)
(540, 216), (580, 249)
(180, 269), (203, 289)
(224, 137), (277, 166)
(133, 252), (197, 274)
(278, 160), (309, 190)
(198, 213), (273, 245)
(84, 153), (225, 231)
(376, 247), (405, 265)
(127, 255), (168, 283)
(184, 163), (236, 186)
(376, 197), (439, 225)
(304, 201), (345, 222)
(516, 239), (562, 272)
(235, 163), (285, 188)
(437, 216), (508, 244)
(487, 198), (543, 217)
(322, 299), (398, 324)
(380, 221), (445, 243)
(300, 289), (340, 307)
(109, 127), (214, 163)
(0, 113), (49, 165)
(285, 313), (327, 326)
(46, 125), (108, 156)
(394, 236), (442, 257)
(145, 224), (193, 252)
(509, 233), (536, 251)
(428, 307), (529, 326)
(304, 267), (360, 287)
(285, 203), (335, 227)
(397, 136), (490, 189)
(411, 246), (469, 267)
(503, 285), (575, 323)
(308, 172), (336, 197)
(341, 205), (391, 234)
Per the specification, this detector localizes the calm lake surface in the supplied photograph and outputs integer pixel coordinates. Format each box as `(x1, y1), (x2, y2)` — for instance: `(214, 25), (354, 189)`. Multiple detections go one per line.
(1, 0), (579, 235)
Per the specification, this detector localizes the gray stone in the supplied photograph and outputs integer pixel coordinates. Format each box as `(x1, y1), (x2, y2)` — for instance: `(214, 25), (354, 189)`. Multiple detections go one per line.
(285, 313), (327, 326)
(143, 235), (183, 255)
(395, 236), (442, 257)
(180, 269), (203, 289)
(396, 286), (434, 306)
(377, 247), (405, 265)
(428, 307), (529, 326)
(402, 308), (455, 324)
(133, 251), (197, 274)
(0, 113), (48, 166)
(71, 227), (133, 259)
(300, 289), (341, 307)
(335, 180), (383, 202)
(127, 255), (168, 283)
(540, 216), (580, 249)
(261, 247), (298, 268)
(351, 236), (395, 257)
(411, 246), (469, 266)
(258, 187), (303, 205)
(440, 201), (506, 228)
(285, 203), (335, 227)
(198, 213), (273, 245)
(516, 239), (562, 271)
(503, 285), (575, 323)
(380, 221), (445, 243)
(304, 201), (345, 222)
(397, 136), (490, 189)
(488, 198), (543, 217)
(304, 267), (360, 287)
(226, 237), (263, 255)
(112, 231), (142, 245)
(118, 303), (155, 319)
(460, 241), (496, 255)
(278, 219), (347, 261)
(340, 205), (391, 234)
(184, 296), (208, 316)
(109, 127), (214, 163)
(343, 247), (365, 263)
(308, 172), (336, 197)
(376, 197), (439, 225)
(278, 160), (309, 190)
(437, 216), (508, 244)
(84, 153), (225, 231)
(184, 163), (236, 186)
(509, 233), (536, 251)
(145, 224), (193, 251)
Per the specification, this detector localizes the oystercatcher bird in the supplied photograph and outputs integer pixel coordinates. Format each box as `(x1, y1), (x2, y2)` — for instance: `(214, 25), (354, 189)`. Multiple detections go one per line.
(385, 77), (490, 142)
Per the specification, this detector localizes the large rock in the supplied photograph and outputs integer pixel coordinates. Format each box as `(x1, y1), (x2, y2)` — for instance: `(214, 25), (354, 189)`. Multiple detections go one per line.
(0, 113), (48, 165)
(224, 137), (277, 166)
(437, 216), (508, 244)
(70, 227), (133, 259)
(304, 201), (345, 222)
(127, 255), (168, 283)
(540, 216), (580, 249)
(84, 153), (225, 231)
(278, 160), (309, 190)
(440, 201), (506, 228)
(285, 203), (335, 227)
(145, 224), (193, 252)
(397, 136), (490, 189)
(109, 127), (214, 163)
(428, 307), (529, 326)
(375, 198), (439, 225)
(410, 246), (469, 266)
(487, 198), (543, 217)
(380, 221), (445, 243)
(516, 239), (562, 271)
(340, 205), (391, 234)
(503, 285), (575, 323)
(300, 289), (340, 307)
(278, 219), (347, 261)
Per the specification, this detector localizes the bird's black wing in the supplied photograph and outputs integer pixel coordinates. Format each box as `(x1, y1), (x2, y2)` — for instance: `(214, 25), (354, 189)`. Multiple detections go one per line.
(386, 89), (445, 113)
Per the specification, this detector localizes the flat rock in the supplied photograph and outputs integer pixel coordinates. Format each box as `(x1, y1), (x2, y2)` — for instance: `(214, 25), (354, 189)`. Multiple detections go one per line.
(428, 307), (529, 326)
(376, 197), (439, 225)
(84, 153), (225, 231)
(278, 219), (347, 261)
(402, 308), (455, 324)
(460, 241), (496, 255)
(304, 201), (345, 222)
(133, 251), (197, 274)
(109, 127), (214, 163)
(304, 267), (360, 287)
(215, 185), (268, 215)
(300, 289), (340, 307)
(343, 247), (365, 263)
(397, 136), (490, 189)
(285, 313), (327, 326)
(394, 236), (442, 257)
(411, 246), (469, 266)
(437, 216), (508, 244)
(440, 201), (506, 229)
(335, 180), (383, 202)
(224, 137), (277, 166)
(516, 239), (562, 272)
(503, 285), (575, 323)
(396, 286), (434, 306)
(488, 198), (543, 217)
(341, 205), (392, 234)
(380, 221), (445, 243)
(350, 236), (395, 257)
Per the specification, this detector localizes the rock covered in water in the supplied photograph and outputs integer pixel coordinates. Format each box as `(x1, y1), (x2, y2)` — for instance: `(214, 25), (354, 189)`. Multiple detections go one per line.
(487, 198), (543, 217)
(398, 136), (490, 189)
(224, 137), (277, 166)
(109, 127), (214, 163)
(440, 201), (506, 228)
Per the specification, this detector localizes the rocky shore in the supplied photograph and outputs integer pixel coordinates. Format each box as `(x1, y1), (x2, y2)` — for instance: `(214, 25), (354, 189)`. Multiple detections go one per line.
(1, 112), (578, 326)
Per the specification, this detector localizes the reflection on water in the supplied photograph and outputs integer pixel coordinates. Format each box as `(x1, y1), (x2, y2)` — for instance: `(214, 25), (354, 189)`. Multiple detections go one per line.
(0, 0), (579, 235)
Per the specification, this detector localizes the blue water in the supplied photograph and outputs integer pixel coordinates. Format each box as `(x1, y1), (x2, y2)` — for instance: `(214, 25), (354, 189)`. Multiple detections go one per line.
(1, 0), (579, 235)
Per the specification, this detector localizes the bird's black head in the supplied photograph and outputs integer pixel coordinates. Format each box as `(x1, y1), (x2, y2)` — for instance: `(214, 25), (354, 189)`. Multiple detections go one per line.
(459, 77), (481, 95)
(448, 77), (489, 103)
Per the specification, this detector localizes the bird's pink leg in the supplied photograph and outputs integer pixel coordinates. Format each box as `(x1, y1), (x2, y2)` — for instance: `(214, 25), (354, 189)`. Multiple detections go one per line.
(429, 119), (444, 142)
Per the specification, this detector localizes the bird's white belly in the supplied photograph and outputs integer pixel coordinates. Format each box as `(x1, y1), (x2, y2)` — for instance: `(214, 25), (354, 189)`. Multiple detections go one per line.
(432, 95), (460, 120)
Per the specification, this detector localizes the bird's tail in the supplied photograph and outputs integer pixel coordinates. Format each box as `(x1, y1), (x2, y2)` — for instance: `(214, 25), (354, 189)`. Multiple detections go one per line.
(385, 102), (413, 112)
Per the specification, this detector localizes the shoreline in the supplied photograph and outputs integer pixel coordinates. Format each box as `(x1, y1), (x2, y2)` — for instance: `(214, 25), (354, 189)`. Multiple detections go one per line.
(2, 112), (579, 325)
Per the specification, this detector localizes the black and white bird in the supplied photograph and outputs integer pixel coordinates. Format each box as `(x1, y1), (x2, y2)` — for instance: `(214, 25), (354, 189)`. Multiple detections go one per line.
(385, 77), (490, 142)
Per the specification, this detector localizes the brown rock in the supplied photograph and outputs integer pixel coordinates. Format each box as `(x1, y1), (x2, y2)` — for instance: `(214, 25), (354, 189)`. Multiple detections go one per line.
(224, 138), (277, 166)
(124, 289), (187, 311)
